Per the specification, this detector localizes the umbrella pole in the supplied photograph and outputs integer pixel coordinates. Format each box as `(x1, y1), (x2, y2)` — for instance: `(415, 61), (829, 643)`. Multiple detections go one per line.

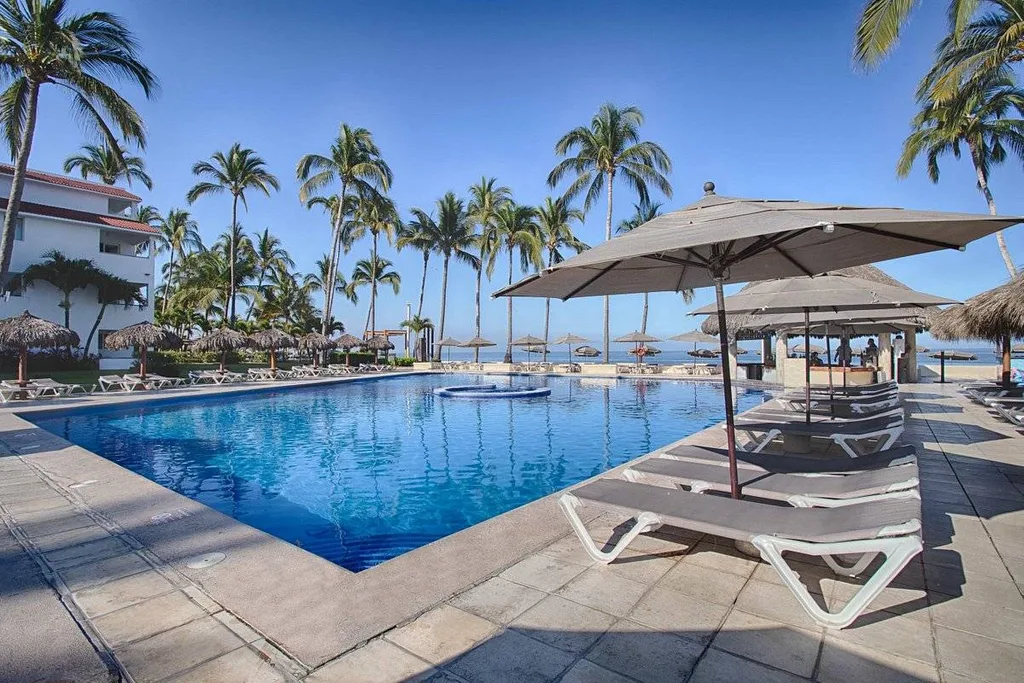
(1003, 334), (1012, 388)
(713, 278), (740, 499)
(18, 347), (27, 387)
(140, 346), (148, 379)
(220, 351), (227, 373)
(825, 324), (834, 418)
(269, 346), (277, 372)
(939, 351), (945, 384)
(804, 309), (811, 424)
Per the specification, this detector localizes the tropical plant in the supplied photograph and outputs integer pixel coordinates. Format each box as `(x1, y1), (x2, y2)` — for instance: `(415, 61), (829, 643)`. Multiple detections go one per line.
(256, 268), (318, 332)
(305, 254), (354, 305)
(400, 314), (433, 361)
(897, 69), (1024, 275)
(297, 124), (392, 336)
(352, 193), (399, 334)
(85, 273), (145, 354)
(396, 216), (434, 319)
(250, 228), (294, 318)
(537, 197), (588, 358)
(154, 209), (202, 314)
(0, 0), (157, 287)
(20, 249), (100, 335)
(187, 143), (279, 324)
(131, 204), (160, 226)
(63, 142), (152, 189)
(548, 103), (672, 359)
(468, 177), (511, 362)
(348, 255), (401, 334)
(487, 203), (542, 362)
(410, 192), (478, 360)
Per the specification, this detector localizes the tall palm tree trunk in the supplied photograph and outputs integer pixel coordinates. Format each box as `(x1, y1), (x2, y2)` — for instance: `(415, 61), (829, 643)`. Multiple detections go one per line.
(504, 248), (513, 363)
(229, 194), (238, 324)
(971, 148), (1017, 276)
(368, 233), (378, 336)
(85, 303), (109, 356)
(162, 252), (175, 315)
(436, 255), (450, 361)
(603, 172), (614, 360)
(0, 80), (40, 286)
(322, 180), (347, 336)
(417, 252), (428, 317)
(475, 265), (482, 364)
(641, 293), (649, 334)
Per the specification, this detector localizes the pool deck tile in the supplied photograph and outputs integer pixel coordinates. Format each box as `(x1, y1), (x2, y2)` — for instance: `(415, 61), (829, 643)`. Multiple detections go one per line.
(5, 381), (1024, 681)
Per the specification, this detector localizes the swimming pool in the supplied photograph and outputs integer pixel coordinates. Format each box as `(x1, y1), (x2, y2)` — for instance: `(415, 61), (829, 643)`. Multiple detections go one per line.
(29, 373), (767, 571)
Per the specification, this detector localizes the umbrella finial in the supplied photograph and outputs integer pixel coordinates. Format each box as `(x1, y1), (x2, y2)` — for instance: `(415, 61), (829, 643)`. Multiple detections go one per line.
(703, 181), (715, 195)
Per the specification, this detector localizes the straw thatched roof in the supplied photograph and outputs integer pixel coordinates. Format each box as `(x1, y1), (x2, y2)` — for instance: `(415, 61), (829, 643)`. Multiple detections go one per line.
(460, 336), (496, 348)
(628, 345), (662, 355)
(614, 331), (661, 343)
(930, 274), (1024, 342)
(248, 328), (297, 350)
(0, 311), (79, 349)
(512, 334), (546, 346)
(361, 335), (394, 351)
(103, 322), (180, 350)
(554, 333), (588, 345)
(574, 345), (601, 357)
(298, 332), (335, 351)
(191, 327), (247, 352)
(334, 333), (363, 349)
(700, 265), (940, 337)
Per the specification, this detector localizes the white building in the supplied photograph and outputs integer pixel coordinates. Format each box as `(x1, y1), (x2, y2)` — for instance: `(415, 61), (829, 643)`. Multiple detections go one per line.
(0, 164), (156, 369)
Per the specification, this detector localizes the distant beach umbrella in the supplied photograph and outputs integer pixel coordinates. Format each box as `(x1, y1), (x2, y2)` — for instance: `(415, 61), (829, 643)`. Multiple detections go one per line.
(671, 330), (720, 368)
(104, 321), (181, 378)
(511, 334), (547, 346)
(459, 336), (497, 348)
(927, 350), (977, 361)
(628, 345), (661, 356)
(574, 345), (601, 358)
(298, 332), (335, 367)
(790, 343), (825, 355)
(192, 327), (247, 372)
(688, 348), (719, 359)
(554, 333), (588, 365)
(435, 336), (462, 362)
(0, 311), (79, 386)
(248, 328), (297, 372)
(615, 331), (662, 366)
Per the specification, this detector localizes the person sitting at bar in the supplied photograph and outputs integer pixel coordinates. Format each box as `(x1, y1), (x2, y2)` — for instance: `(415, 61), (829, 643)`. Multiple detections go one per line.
(864, 338), (878, 366)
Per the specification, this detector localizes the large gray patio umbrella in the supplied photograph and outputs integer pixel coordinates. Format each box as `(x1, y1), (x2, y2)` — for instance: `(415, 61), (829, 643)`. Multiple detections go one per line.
(495, 183), (1019, 498)
(554, 333), (588, 365)
(692, 273), (955, 422)
(103, 321), (181, 379)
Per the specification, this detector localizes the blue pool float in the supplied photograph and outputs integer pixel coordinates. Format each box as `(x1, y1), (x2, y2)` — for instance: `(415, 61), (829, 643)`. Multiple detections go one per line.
(433, 384), (551, 399)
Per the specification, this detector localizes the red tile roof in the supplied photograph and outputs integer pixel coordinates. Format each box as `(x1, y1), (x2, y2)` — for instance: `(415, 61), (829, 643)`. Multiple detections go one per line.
(0, 198), (159, 235)
(0, 163), (142, 201)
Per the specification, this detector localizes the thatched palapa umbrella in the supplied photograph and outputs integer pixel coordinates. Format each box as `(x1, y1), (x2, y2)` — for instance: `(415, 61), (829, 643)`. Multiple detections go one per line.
(511, 334), (546, 365)
(0, 311), (79, 387)
(931, 274), (1024, 387)
(435, 337), (462, 362)
(334, 333), (363, 365)
(574, 345), (601, 358)
(362, 335), (395, 362)
(615, 331), (661, 367)
(554, 333), (587, 365)
(299, 332), (335, 367)
(192, 327), (247, 373)
(103, 322), (181, 379)
(248, 328), (296, 373)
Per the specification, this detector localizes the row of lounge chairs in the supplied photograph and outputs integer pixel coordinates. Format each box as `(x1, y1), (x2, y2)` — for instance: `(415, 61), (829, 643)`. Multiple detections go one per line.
(0, 378), (94, 402)
(960, 379), (1024, 426)
(559, 378), (920, 629)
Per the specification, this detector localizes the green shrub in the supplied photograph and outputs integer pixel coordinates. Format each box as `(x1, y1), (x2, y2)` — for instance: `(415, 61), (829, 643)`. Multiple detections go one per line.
(390, 357), (414, 367)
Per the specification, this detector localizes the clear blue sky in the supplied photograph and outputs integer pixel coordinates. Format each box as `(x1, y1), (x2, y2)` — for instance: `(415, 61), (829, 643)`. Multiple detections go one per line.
(14, 0), (1024, 346)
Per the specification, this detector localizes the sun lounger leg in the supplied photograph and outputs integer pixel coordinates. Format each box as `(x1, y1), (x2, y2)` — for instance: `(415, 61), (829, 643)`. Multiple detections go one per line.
(833, 426), (903, 458)
(821, 552), (879, 577)
(559, 494), (662, 564)
(752, 534), (923, 628)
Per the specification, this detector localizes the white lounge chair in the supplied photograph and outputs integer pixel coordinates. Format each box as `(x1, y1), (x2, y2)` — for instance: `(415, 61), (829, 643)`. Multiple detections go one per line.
(560, 479), (923, 629)
(734, 412), (905, 458)
(661, 443), (918, 474)
(99, 375), (144, 392)
(31, 377), (92, 395)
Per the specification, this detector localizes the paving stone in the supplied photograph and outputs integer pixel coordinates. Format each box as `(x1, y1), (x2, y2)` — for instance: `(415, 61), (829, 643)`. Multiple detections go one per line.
(538, 534), (600, 566)
(818, 636), (940, 682)
(0, 481), (60, 502)
(31, 523), (113, 552)
(499, 553), (587, 592)
(58, 551), (152, 591)
(925, 562), (1019, 605)
(829, 611), (935, 665)
(386, 604), (497, 665)
(934, 625), (1024, 683)
(15, 509), (95, 538)
(556, 566), (649, 617)
(447, 629), (574, 683)
(929, 596), (1024, 647)
(734, 578), (823, 630)
(559, 659), (636, 683)
(43, 535), (130, 568)
(601, 550), (678, 585)
(308, 639), (436, 682)
(115, 616), (245, 683)
(1, 494), (72, 514)
(92, 590), (207, 647)
(661, 560), (749, 605)
(449, 577), (546, 624)
(162, 646), (289, 683)
(628, 585), (729, 643)
(71, 569), (175, 618)
(681, 539), (760, 577)
(511, 594), (616, 654)
(585, 620), (703, 683)
(689, 647), (807, 683)
(712, 609), (821, 677)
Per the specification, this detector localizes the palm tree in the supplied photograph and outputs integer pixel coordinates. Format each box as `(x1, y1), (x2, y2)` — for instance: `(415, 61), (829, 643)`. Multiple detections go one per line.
(348, 255), (401, 334)
(85, 274), (145, 355)
(488, 203), (542, 363)
(187, 143), (280, 324)
(396, 218), (434, 319)
(305, 254), (354, 306)
(0, 0), (157, 287)
(296, 124), (392, 337)
(400, 314), (433, 361)
(537, 197), (588, 359)
(63, 142), (153, 189)
(897, 70), (1024, 276)
(154, 209), (202, 314)
(20, 249), (100, 345)
(250, 228), (294, 318)
(468, 177), (511, 362)
(353, 193), (399, 334)
(131, 205), (160, 226)
(548, 103), (672, 359)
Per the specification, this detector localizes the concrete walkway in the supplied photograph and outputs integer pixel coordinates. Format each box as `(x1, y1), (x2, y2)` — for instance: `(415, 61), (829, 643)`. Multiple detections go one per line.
(2, 383), (1023, 681)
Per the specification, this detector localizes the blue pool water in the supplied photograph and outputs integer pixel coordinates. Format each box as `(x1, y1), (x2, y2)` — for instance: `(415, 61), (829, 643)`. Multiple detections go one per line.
(30, 374), (767, 571)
